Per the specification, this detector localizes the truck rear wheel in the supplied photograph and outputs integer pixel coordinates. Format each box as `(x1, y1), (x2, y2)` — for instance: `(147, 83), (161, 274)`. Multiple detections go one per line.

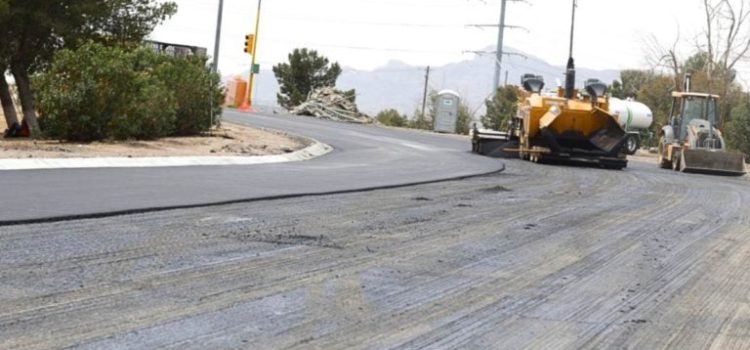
(624, 134), (640, 155)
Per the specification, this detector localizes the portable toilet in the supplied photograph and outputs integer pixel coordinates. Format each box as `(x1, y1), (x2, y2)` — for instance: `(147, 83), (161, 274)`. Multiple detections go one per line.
(434, 90), (460, 133)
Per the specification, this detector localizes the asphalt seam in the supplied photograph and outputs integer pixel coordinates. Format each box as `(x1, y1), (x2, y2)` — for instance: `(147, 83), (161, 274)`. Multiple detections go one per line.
(0, 164), (505, 227)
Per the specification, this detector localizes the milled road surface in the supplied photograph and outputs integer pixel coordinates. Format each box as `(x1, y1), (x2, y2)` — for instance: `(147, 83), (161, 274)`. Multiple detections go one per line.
(2, 159), (750, 349)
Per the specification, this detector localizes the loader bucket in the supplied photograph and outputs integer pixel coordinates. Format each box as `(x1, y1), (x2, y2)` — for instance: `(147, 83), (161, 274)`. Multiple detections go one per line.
(681, 149), (747, 176)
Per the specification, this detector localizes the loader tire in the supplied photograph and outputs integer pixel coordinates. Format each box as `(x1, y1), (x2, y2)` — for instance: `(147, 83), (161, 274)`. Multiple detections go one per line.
(658, 137), (672, 169)
(672, 152), (681, 171)
(680, 150), (687, 172)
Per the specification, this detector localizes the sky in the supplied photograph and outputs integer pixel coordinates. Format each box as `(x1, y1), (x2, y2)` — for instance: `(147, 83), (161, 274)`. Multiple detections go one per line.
(149, 0), (728, 79)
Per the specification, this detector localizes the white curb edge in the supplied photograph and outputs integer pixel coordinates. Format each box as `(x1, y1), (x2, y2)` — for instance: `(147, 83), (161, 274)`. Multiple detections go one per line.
(0, 140), (333, 171)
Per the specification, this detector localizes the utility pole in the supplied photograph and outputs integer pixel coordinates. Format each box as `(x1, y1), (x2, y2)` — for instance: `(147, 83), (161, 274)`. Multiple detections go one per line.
(504, 70), (509, 87)
(210, 0), (224, 134)
(492, 0), (508, 95)
(212, 0), (224, 73)
(421, 66), (431, 119)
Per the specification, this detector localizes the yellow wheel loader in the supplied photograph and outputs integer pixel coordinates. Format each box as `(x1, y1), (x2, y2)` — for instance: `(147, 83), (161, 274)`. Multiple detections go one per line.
(657, 75), (746, 176)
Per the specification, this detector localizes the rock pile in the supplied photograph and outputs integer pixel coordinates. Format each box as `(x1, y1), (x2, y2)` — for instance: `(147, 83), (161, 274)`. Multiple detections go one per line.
(291, 87), (372, 124)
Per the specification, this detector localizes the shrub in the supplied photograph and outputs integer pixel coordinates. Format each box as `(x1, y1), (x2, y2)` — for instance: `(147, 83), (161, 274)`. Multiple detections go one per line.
(456, 102), (472, 135)
(35, 42), (224, 141)
(35, 43), (176, 141)
(727, 102), (750, 160)
(153, 54), (223, 136)
(376, 109), (408, 127)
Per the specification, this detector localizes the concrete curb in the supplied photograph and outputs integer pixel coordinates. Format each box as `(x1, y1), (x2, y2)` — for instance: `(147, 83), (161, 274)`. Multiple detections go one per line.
(0, 140), (333, 171)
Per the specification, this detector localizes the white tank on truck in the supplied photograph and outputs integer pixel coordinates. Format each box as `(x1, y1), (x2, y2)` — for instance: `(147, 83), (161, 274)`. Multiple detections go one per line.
(608, 98), (654, 155)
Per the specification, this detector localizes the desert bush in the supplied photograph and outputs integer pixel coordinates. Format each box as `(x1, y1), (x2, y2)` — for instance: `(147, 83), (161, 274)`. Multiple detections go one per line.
(376, 109), (409, 127)
(35, 42), (223, 141)
(153, 54), (223, 136)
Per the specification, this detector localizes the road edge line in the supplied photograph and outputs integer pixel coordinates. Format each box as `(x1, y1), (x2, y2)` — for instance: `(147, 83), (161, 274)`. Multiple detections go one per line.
(0, 163), (505, 227)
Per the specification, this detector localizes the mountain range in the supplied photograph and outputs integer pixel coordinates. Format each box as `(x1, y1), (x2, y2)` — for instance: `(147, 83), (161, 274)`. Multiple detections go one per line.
(233, 46), (621, 117)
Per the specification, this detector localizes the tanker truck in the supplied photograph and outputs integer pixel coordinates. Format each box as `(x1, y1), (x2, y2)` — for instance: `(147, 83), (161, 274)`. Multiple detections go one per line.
(608, 96), (654, 155)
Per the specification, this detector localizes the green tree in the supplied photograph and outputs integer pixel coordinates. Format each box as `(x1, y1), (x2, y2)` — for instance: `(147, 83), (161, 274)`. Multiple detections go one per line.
(726, 100), (750, 159)
(273, 48), (342, 109)
(609, 80), (624, 99)
(0, 0), (176, 137)
(637, 75), (675, 135)
(619, 70), (656, 99)
(481, 86), (518, 131)
(456, 102), (472, 135)
(376, 109), (408, 127)
(93, 0), (178, 46)
(680, 51), (744, 125)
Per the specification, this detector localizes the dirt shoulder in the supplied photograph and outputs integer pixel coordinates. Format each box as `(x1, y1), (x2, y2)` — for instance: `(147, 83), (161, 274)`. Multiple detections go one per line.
(0, 122), (308, 159)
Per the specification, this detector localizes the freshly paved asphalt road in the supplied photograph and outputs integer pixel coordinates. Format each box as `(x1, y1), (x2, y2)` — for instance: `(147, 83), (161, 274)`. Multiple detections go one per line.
(0, 111), (503, 223)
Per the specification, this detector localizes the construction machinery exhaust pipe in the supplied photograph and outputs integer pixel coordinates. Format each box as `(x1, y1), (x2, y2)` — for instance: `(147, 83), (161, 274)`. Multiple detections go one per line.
(565, 57), (576, 100)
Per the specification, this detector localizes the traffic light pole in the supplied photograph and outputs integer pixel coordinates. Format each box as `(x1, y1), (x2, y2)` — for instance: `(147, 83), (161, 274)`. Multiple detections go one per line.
(241, 0), (262, 111)
(249, 0), (263, 106)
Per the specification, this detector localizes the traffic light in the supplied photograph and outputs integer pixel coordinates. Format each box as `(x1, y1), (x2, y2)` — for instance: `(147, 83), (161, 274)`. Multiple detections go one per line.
(243, 34), (255, 54)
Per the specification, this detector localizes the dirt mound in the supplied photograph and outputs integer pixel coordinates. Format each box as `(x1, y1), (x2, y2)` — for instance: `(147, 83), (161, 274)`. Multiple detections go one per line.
(291, 87), (372, 124)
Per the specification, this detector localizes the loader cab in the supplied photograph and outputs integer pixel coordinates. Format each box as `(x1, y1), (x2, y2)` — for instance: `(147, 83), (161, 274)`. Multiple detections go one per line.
(670, 92), (720, 141)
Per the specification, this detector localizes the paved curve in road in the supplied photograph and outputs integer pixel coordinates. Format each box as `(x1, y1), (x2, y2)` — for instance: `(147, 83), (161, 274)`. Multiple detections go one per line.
(0, 111), (503, 223)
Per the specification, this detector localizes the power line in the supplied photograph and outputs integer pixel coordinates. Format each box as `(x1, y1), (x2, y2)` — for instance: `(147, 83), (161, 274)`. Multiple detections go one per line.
(465, 50), (528, 59)
(319, 0), (502, 7)
(176, 0), (501, 9)
(266, 16), (470, 28)
(260, 38), (470, 54)
(466, 24), (529, 32)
